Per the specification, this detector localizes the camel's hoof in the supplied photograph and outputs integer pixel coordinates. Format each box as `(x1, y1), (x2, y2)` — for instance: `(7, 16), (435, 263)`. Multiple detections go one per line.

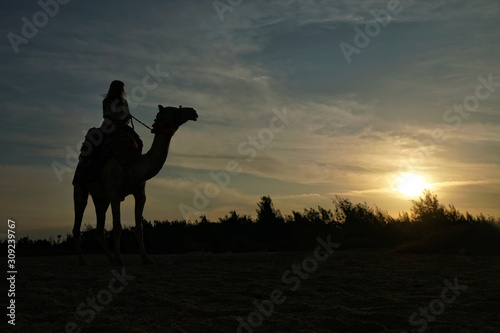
(142, 257), (155, 265)
(112, 257), (124, 266)
(78, 259), (87, 266)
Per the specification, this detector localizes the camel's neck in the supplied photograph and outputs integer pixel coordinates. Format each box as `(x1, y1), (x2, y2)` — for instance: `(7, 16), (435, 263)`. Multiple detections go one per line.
(131, 132), (173, 183)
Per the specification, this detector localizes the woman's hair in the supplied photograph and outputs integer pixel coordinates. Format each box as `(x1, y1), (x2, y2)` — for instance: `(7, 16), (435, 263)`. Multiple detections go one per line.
(103, 80), (125, 102)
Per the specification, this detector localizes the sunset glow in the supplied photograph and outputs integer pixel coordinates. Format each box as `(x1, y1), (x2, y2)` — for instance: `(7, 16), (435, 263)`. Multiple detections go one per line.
(1, 1), (499, 240)
(396, 174), (429, 197)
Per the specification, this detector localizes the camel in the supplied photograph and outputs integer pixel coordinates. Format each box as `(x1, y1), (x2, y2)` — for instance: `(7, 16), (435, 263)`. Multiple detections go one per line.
(73, 105), (198, 265)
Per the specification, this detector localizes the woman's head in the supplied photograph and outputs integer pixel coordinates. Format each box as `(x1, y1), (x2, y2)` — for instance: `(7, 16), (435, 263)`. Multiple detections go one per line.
(103, 80), (125, 102)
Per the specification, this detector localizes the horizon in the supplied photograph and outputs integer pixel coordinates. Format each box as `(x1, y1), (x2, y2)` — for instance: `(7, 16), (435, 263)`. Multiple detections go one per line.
(3, 190), (498, 242)
(1, 0), (499, 241)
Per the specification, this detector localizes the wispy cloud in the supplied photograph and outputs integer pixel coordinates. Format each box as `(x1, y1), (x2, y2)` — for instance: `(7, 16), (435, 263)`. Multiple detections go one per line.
(432, 179), (500, 189)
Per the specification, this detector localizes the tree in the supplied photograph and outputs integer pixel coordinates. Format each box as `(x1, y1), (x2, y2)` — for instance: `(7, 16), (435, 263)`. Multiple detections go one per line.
(333, 196), (385, 237)
(256, 196), (283, 224)
(410, 190), (448, 232)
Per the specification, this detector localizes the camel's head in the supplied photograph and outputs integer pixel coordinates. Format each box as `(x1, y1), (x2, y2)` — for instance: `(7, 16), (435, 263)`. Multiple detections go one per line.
(152, 105), (198, 134)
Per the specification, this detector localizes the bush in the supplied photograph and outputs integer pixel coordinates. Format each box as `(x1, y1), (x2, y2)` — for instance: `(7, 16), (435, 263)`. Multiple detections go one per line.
(4, 192), (499, 256)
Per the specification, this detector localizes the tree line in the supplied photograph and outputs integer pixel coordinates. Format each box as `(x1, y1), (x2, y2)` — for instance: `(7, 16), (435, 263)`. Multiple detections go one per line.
(3, 190), (500, 256)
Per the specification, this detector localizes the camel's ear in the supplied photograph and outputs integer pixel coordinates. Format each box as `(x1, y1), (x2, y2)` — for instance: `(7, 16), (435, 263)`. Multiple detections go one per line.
(158, 105), (164, 110)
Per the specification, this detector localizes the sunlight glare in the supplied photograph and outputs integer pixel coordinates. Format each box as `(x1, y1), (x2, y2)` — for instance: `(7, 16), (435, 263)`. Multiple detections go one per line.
(396, 173), (428, 197)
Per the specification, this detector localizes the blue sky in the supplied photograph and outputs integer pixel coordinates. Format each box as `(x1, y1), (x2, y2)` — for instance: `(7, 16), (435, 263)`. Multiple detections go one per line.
(1, 0), (499, 240)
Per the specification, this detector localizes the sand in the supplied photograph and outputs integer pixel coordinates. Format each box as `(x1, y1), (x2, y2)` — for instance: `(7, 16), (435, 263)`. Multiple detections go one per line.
(6, 250), (500, 333)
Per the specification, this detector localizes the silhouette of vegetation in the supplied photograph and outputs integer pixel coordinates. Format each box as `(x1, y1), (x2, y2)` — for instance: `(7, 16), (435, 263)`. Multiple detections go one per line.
(2, 190), (499, 257)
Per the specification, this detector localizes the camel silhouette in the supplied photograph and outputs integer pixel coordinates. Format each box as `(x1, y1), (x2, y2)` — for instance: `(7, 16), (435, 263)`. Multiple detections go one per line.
(73, 105), (198, 265)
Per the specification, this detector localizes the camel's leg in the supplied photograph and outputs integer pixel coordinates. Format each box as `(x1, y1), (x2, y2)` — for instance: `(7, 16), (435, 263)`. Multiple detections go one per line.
(134, 191), (153, 264)
(110, 199), (123, 265)
(93, 196), (112, 263)
(73, 185), (88, 266)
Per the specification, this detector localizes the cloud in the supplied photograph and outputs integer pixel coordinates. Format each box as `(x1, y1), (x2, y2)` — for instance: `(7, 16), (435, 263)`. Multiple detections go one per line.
(432, 179), (500, 189)
(1, 0), (500, 239)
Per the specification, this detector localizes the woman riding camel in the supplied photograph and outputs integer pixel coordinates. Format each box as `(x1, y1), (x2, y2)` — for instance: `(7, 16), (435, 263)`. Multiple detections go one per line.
(102, 80), (131, 127)
(93, 80), (142, 163)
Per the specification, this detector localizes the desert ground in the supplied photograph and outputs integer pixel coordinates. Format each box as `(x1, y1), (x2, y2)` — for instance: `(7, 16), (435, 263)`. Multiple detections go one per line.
(6, 250), (500, 333)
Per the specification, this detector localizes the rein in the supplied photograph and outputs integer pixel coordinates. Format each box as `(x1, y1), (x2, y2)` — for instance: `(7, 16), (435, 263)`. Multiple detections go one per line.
(131, 115), (152, 131)
(131, 112), (179, 135)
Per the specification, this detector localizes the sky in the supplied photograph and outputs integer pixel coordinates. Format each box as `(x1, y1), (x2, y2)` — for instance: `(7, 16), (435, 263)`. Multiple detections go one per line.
(1, 0), (499, 240)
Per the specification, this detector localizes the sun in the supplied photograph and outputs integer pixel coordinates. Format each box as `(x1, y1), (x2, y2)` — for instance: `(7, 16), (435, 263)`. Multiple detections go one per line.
(396, 173), (429, 197)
